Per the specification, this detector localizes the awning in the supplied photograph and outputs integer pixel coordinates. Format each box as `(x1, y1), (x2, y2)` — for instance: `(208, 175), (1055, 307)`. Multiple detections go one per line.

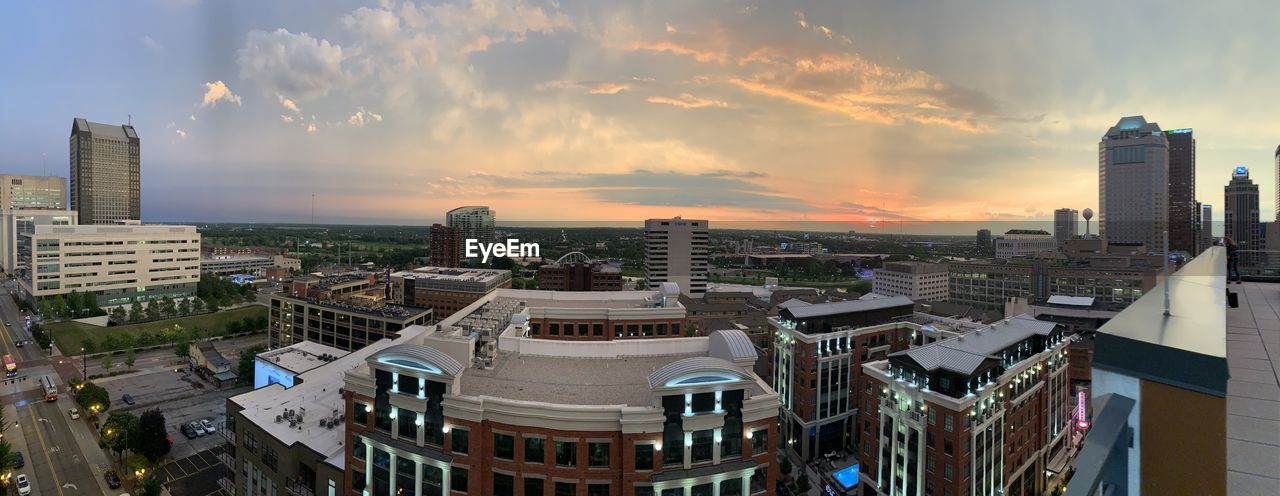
(213, 370), (239, 382)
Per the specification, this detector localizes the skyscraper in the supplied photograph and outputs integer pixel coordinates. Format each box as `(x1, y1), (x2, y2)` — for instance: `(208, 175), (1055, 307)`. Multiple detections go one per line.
(644, 216), (709, 294)
(427, 223), (460, 268)
(1225, 166), (1260, 253)
(445, 206), (495, 245)
(976, 228), (992, 256)
(1165, 128), (1196, 253)
(1202, 203), (1214, 249)
(1054, 208), (1079, 245)
(0, 175), (67, 210)
(1099, 116), (1168, 253)
(70, 118), (140, 224)
(1275, 145), (1279, 222)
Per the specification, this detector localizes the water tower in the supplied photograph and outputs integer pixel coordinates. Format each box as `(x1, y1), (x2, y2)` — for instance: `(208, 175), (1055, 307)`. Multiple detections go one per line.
(1083, 208), (1094, 237)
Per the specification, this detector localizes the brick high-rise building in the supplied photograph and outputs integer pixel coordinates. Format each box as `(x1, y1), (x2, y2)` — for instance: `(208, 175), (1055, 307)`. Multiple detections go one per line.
(427, 223), (461, 267)
(537, 261), (623, 291)
(860, 315), (1073, 496)
(70, 118), (140, 224)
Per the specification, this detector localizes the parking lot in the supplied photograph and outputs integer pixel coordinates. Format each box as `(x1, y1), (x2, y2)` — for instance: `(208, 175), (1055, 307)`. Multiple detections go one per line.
(163, 445), (232, 496)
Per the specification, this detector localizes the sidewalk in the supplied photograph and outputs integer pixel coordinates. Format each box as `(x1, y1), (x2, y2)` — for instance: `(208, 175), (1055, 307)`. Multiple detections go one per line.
(66, 410), (117, 496)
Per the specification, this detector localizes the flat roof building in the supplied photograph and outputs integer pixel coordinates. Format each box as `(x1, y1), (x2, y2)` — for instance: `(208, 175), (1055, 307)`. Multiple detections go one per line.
(0, 208), (77, 273)
(15, 222), (200, 306)
(0, 174), (67, 210)
(873, 262), (949, 301)
(70, 118), (140, 225)
(389, 266), (512, 318)
(645, 217), (710, 294)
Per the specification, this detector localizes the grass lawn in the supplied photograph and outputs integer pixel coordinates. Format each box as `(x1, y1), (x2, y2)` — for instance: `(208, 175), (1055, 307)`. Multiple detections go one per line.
(48, 306), (267, 354)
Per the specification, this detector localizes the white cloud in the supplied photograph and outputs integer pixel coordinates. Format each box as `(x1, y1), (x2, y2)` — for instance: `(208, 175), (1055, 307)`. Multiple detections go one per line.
(646, 93), (729, 109)
(281, 115), (295, 123)
(306, 122), (317, 133)
(238, 28), (348, 100)
(347, 107), (384, 127)
(141, 35), (162, 52)
(175, 129), (187, 139)
(200, 81), (242, 108)
(188, 114), (196, 121)
(277, 94), (301, 114)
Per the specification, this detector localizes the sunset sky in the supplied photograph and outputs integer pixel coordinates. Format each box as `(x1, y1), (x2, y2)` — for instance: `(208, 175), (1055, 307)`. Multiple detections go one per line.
(1, 0), (1277, 227)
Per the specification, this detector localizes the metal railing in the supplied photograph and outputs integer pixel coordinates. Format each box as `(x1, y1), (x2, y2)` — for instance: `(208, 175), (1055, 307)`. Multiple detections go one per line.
(1064, 394), (1134, 496)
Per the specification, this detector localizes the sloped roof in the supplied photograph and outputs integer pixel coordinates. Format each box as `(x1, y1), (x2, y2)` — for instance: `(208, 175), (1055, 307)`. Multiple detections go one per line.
(895, 314), (1058, 376)
(647, 357), (750, 389)
(784, 295), (913, 319)
(708, 329), (757, 363)
(371, 343), (465, 376)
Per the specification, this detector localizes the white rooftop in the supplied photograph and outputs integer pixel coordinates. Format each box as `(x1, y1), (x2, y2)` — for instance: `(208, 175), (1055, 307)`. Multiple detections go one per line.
(256, 341), (350, 375)
(1046, 295), (1095, 307)
(391, 266), (511, 282)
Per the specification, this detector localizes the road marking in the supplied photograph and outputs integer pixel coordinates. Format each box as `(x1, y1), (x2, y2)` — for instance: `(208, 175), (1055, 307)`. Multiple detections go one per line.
(26, 407), (66, 496)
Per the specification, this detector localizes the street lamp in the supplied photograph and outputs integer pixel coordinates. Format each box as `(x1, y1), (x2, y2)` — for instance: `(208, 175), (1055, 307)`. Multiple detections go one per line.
(81, 347), (87, 381)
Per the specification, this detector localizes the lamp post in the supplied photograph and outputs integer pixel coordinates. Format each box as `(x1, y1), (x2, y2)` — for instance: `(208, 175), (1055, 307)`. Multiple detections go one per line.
(81, 347), (87, 381)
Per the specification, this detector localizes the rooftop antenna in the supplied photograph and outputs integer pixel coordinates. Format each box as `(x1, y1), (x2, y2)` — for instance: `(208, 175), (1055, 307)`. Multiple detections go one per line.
(128, 114), (132, 126)
(311, 193), (315, 224)
(1163, 229), (1171, 317)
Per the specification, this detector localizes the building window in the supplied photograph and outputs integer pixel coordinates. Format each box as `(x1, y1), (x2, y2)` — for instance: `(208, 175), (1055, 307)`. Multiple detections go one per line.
(588, 483), (610, 496)
(262, 446), (278, 471)
(588, 442), (610, 468)
(353, 436), (367, 460)
(634, 444), (654, 471)
(549, 323), (559, 336)
(720, 479), (743, 496)
(662, 489), (684, 496)
(555, 482), (577, 496)
(944, 463), (953, 481)
(635, 486), (654, 496)
(944, 439), (954, 456)
(750, 468), (766, 494)
(353, 402), (368, 425)
(945, 414), (954, 432)
(494, 472), (514, 496)
(450, 466), (468, 493)
(422, 465), (444, 496)
(928, 409), (936, 425)
(593, 323), (604, 336)
(495, 433), (515, 460)
(525, 437), (545, 463)
(750, 429), (767, 454)
(692, 482), (713, 496)
(691, 430), (714, 463)
(398, 408), (418, 440)
(555, 440), (577, 467)
(521, 478), (544, 496)
(451, 428), (469, 454)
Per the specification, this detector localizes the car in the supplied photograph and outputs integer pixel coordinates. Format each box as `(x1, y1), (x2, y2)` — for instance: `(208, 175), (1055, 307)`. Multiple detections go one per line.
(167, 435), (174, 445)
(104, 470), (122, 489)
(12, 451), (23, 469)
(15, 340), (23, 347)
(190, 421), (207, 437)
(200, 418), (216, 433)
(69, 408), (80, 420)
(122, 394), (135, 405)
(180, 423), (196, 439)
(16, 474), (30, 496)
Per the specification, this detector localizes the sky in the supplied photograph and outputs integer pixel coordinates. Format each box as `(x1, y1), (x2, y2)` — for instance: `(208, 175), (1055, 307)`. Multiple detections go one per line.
(1, 0), (1277, 229)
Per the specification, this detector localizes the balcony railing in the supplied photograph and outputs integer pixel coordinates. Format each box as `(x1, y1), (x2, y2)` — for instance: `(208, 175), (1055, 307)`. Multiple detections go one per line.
(1063, 394), (1134, 496)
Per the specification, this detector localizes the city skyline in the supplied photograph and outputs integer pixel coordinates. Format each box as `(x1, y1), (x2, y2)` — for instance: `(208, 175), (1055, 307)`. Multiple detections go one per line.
(2, 1), (1278, 225)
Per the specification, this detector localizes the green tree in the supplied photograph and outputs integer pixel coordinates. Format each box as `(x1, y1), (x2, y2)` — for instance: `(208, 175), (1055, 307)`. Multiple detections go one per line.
(100, 334), (119, 353)
(129, 301), (145, 322)
(137, 473), (164, 496)
(780, 457), (793, 477)
(192, 297), (206, 314)
(39, 298), (54, 318)
(75, 382), (111, 413)
(84, 292), (102, 316)
(206, 297), (220, 313)
(66, 290), (83, 316)
(796, 471), (811, 492)
(177, 297), (191, 316)
(101, 354), (114, 373)
(99, 410), (140, 463)
(80, 338), (97, 355)
(145, 301), (161, 321)
(124, 348), (136, 369)
(227, 320), (243, 334)
(238, 344), (266, 384)
(110, 306), (127, 323)
(137, 409), (171, 463)
(52, 295), (69, 319)
(159, 296), (176, 318)
(0, 409), (15, 478)
(255, 315), (267, 330)
(241, 316), (257, 331)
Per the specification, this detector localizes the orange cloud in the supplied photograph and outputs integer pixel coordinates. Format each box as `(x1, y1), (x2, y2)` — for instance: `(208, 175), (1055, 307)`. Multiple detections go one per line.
(646, 93), (729, 109)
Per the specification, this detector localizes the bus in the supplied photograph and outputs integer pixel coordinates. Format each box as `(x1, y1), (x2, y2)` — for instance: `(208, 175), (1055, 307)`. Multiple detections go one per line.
(3, 354), (15, 378)
(40, 375), (57, 402)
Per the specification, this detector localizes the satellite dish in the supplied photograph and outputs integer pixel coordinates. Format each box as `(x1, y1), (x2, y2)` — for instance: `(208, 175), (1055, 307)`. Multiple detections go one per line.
(1082, 208), (1093, 221)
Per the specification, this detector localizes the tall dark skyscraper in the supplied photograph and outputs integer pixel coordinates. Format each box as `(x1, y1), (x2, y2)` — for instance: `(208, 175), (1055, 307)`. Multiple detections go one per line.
(1099, 116), (1168, 253)
(976, 228), (992, 256)
(1165, 128), (1195, 253)
(1225, 166), (1260, 253)
(70, 118), (140, 224)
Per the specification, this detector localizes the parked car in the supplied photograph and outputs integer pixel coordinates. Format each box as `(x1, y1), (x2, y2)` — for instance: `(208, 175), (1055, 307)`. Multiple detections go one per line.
(104, 470), (122, 489)
(122, 394), (135, 405)
(181, 423), (197, 439)
(16, 474), (31, 496)
(69, 408), (80, 419)
(15, 340), (23, 347)
(200, 418), (216, 433)
(12, 451), (23, 469)
(190, 421), (206, 437)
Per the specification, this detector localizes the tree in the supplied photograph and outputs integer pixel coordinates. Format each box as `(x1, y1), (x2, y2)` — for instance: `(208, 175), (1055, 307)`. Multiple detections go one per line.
(796, 471), (811, 493)
(75, 382), (111, 413)
(227, 320), (243, 334)
(254, 315), (267, 330)
(145, 301), (161, 321)
(81, 338), (97, 355)
(67, 290), (83, 317)
(159, 296), (176, 318)
(137, 409), (172, 463)
(206, 297), (220, 313)
(99, 410), (140, 463)
(241, 316), (257, 332)
(177, 297), (191, 316)
(137, 473), (164, 496)
(238, 344), (266, 384)
(52, 295), (69, 319)
(0, 409), (15, 478)
(780, 457), (793, 477)
(124, 348), (136, 369)
(110, 306), (128, 323)
(39, 298), (53, 319)
(129, 301), (145, 322)
(85, 292), (102, 316)
(101, 354), (114, 373)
